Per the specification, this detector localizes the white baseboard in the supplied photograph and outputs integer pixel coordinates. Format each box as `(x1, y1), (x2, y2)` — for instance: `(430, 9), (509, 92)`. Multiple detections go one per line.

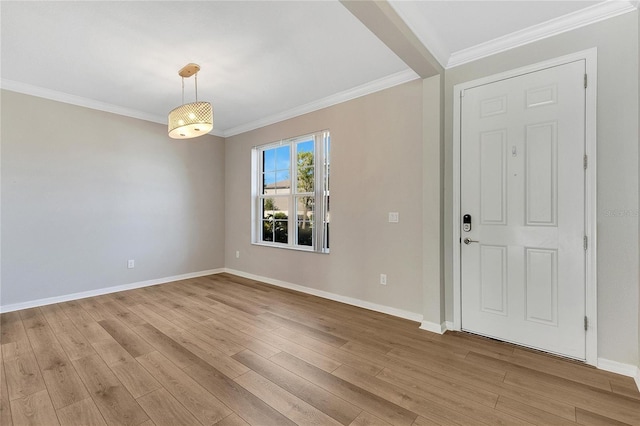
(636, 366), (640, 392)
(419, 320), (447, 334)
(223, 268), (423, 323)
(0, 268), (224, 313)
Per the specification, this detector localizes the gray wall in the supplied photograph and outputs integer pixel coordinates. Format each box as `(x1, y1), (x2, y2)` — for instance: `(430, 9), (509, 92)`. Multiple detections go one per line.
(225, 80), (429, 316)
(444, 12), (640, 365)
(1, 91), (226, 307)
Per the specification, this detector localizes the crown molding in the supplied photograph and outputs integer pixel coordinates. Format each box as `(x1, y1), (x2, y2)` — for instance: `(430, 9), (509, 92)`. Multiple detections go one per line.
(222, 68), (419, 137)
(0, 79), (226, 138)
(447, 0), (638, 68)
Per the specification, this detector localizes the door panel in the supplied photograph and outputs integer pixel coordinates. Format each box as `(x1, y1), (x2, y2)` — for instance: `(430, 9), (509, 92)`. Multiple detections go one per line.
(461, 60), (586, 360)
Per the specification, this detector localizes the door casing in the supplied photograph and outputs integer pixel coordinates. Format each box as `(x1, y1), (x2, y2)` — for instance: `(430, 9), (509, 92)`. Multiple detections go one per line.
(452, 48), (598, 366)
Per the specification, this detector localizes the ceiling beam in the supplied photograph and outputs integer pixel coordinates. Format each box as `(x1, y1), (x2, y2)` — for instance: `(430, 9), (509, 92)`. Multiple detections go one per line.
(340, 0), (443, 79)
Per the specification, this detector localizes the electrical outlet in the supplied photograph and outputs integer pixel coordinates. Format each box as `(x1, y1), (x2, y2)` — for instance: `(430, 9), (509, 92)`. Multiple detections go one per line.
(388, 212), (399, 223)
(127, 259), (135, 269)
(380, 273), (387, 285)
(235, 250), (240, 259)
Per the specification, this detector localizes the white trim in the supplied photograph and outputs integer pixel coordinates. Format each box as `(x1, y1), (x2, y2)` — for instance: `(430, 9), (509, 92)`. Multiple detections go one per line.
(447, 1), (636, 68)
(224, 268), (423, 323)
(636, 366), (640, 392)
(222, 69), (419, 137)
(0, 79), (226, 137)
(0, 268), (224, 313)
(452, 85), (462, 332)
(419, 321), (447, 334)
(452, 49), (598, 365)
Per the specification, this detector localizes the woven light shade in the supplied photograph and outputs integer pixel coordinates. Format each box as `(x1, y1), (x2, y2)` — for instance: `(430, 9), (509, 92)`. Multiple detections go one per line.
(168, 101), (213, 139)
(168, 63), (213, 139)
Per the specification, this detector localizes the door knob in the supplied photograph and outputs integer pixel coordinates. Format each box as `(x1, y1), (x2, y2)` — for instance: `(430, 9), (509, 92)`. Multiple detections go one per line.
(463, 238), (479, 245)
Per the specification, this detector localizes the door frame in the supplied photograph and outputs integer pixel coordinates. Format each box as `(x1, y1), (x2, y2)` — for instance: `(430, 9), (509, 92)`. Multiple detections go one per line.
(452, 48), (598, 365)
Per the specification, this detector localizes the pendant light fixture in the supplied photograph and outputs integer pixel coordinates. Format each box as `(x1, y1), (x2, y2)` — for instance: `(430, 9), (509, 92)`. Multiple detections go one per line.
(168, 63), (213, 139)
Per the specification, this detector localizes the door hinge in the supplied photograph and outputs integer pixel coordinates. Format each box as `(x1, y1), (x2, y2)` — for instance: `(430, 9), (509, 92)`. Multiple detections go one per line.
(584, 154), (588, 170)
(584, 236), (588, 251)
(584, 316), (588, 331)
(584, 74), (588, 89)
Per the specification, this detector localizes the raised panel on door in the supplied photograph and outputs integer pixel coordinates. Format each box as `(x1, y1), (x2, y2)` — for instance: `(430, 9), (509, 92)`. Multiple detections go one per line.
(525, 248), (558, 326)
(480, 130), (507, 225)
(526, 121), (558, 226)
(480, 245), (508, 316)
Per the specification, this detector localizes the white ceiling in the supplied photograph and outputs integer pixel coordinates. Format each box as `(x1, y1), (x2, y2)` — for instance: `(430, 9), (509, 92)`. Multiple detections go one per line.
(1, 1), (636, 137)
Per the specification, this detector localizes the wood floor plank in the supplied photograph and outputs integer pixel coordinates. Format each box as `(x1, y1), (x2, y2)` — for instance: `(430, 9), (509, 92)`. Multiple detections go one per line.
(91, 338), (135, 366)
(232, 349), (362, 425)
(129, 304), (183, 334)
(235, 369), (343, 425)
(410, 415), (447, 426)
(468, 349), (613, 392)
(39, 304), (95, 361)
(158, 328), (249, 378)
(161, 310), (247, 356)
(2, 340), (46, 401)
(270, 351), (419, 426)
(136, 351), (231, 424)
(376, 364), (499, 408)
(609, 377), (640, 400)
(0, 398), (13, 426)
(495, 395), (576, 425)
(214, 413), (250, 426)
(76, 299), (115, 322)
(333, 364), (531, 426)
(19, 312), (90, 410)
(100, 300), (147, 329)
(132, 323), (212, 371)
(9, 389), (59, 426)
(109, 360), (161, 398)
(349, 411), (393, 426)
(240, 325), (342, 373)
(72, 354), (149, 426)
(575, 407), (632, 425)
(274, 326), (384, 376)
(56, 397), (107, 426)
(0, 344), (13, 426)
(381, 353), (577, 421)
(136, 388), (201, 426)
(504, 368), (640, 424)
(200, 318), (280, 358)
(1, 312), (28, 344)
(182, 353), (297, 426)
(98, 318), (155, 358)
(58, 302), (113, 344)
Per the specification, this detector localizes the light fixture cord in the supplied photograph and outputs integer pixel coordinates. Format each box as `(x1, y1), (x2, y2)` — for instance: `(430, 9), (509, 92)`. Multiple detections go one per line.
(181, 77), (185, 105)
(195, 73), (199, 102)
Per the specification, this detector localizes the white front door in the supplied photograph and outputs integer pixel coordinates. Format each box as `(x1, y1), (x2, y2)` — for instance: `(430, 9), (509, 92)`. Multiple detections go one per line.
(460, 60), (586, 360)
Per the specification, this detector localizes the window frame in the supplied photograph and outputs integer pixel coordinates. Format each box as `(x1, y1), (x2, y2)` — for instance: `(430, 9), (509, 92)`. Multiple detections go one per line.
(251, 130), (330, 253)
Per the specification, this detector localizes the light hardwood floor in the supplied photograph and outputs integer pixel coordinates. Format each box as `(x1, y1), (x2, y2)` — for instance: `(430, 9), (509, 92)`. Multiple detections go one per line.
(1, 273), (639, 425)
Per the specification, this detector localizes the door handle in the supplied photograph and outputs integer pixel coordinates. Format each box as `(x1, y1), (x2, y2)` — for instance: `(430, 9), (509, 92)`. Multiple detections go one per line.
(463, 238), (479, 245)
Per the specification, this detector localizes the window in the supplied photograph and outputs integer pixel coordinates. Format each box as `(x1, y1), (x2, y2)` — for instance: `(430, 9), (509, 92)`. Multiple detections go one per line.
(252, 130), (330, 253)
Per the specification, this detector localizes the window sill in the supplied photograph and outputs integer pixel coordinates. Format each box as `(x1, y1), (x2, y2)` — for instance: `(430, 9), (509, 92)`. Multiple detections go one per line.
(251, 242), (329, 254)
